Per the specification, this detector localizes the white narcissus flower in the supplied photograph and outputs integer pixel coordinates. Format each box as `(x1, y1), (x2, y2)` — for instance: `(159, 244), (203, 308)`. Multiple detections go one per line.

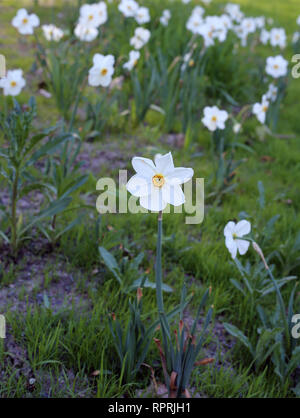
(241, 17), (256, 35)
(265, 83), (278, 102)
(118, 0), (139, 18)
(233, 122), (241, 134)
(202, 106), (229, 132)
(88, 54), (115, 87)
(79, 3), (106, 28)
(160, 10), (171, 26)
(269, 28), (286, 49)
(224, 220), (251, 259)
(123, 50), (140, 71)
(260, 29), (269, 45)
(126, 152), (194, 212)
(186, 14), (203, 34)
(252, 95), (269, 124)
(95, 2), (108, 26)
(12, 8), (40, 35)
(265, 55), (288, 78)
(42, 24), (64, 42)
(0, 69), (26, 96)
(225, 3), (243, 23)
(74, 23), (98, 41)
(130, 27), (151, 49)
(135, 7), (150, 25)
(292, 32), (300, 44)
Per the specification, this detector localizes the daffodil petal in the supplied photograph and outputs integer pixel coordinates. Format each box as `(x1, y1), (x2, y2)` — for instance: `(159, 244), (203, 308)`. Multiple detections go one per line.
(165, 168), (194, 185)
(235, 220), (251, 237)
(162, 184), (185, 206)
(225, 236), (237, 259)
(155, 152), (174, 174)
(126, 174), (151, 197)
(139, 187), (167, 212)
(236, 239), (250, 255)
(132, 157), (156, 178)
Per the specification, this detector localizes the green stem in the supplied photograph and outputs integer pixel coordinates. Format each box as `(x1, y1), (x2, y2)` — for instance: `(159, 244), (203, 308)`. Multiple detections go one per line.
(266, 266), (290, 352)
(252, 240), (290, 353)
(11, 168), (19, 255)
(155, 210), (164, 315)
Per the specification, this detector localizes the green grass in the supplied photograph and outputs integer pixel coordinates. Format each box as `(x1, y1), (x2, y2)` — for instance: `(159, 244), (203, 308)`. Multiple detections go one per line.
(0, 0), (299, 398)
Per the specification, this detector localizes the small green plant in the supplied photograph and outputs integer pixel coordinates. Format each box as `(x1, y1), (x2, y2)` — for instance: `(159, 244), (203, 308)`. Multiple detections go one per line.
(0, 98), (72, 256)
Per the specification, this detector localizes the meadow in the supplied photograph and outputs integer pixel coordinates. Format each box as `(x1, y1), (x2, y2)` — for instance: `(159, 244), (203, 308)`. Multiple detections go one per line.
(0, 0), (299, 398)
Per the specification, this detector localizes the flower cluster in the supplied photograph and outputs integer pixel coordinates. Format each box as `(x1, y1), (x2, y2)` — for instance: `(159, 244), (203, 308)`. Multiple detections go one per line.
(74, 2), (107, 42)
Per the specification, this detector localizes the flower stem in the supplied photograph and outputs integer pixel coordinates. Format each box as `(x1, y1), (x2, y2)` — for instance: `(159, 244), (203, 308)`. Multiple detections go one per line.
(11, 168), (19, 256)
(155, 210), (164, 315)
(252, 241), (290, 352)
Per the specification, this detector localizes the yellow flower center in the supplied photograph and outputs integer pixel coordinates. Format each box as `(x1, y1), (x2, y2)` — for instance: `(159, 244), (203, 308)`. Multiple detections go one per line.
(101, 68), (108, 76)
(10, 81), (17, 87)
(211, 116), (217, 122)
(263, 105), (268, 112)
(88, 15), (94, 20)
(232, 233), (237, 239)
(22, 18), (28, 24)
(152, 174), (165, 188)
(274, 64), (279, 69)
(189, 59), (195, 67)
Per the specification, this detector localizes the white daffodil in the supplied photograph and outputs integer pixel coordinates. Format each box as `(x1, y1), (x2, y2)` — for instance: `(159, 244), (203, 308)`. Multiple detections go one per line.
(88, 54), (115, 87)
(126, 152), (194, 212)
(95, 2), (108, 26)
(130, 27), (151, 49)
(224, 220), (251, 259)
(74, 23), (98, 41)
(118, 0), (139, 18)
(269, 28), (286, 49)
(160, 10), (171, 26)
(252, 95), (269, 124)
(233, 122), (241, 134)
(42, 24), (64, 42)
(234, 24), (248, 46)
(254, 17), (265, 29)
(292, 32), (300, 44)
(123, 50), (140, 71)
(202, 106), (229, 132)
(135, 7), (150, 25)
(79, 3), (104, 28)
(265, 55), (288, 78)
(186, 14), (203, 34)
(225, 3), (243, 23)
(265, 83), (278, 102)
(12, 8), (39, 35)
(192, 6), (205, 18)
(241, 17), (256, 35)
(260, 29), (269, 45)
(0, 69), (26, 96)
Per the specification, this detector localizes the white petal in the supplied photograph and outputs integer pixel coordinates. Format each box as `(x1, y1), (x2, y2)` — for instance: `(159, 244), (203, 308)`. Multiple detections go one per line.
(139, 186), (167, 212)
(132, 157), (156, 178)
(162, 184), (185, 206)
(165, 167), (194, 185)
(155, 152), (174, 174)
(126, 174), (151, 197)
(225, 236), (237, 259)
(236, 239), (250, 255)
(235, 220), (251, 237)
(224, 221), (236, 238)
